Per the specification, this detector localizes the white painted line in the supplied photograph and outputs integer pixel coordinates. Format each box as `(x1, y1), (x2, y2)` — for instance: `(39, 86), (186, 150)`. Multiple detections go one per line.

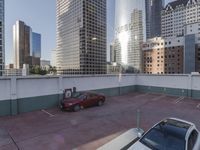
(41, 109), (55, 117)
(175, 97), (185, 104)
(197, 103), (200, 109)
(173, 97), (181, 103)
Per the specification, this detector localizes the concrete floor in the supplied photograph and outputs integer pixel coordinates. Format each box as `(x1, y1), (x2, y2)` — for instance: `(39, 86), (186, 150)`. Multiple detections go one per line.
(0, 92), (200, 150)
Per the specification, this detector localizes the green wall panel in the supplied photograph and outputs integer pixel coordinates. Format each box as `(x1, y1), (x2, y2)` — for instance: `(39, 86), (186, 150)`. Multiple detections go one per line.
(136, 85), (189, 97)
(11, 99), (18, 115)
(0, 100), (11, 116)
(119, 86), (136, 95)
(93, 86), (136, 97)
(191, 90), (200, 100)
(164, 88), (188, 97)
(93, 87), (120, 97)
(17, 94), (59, 113)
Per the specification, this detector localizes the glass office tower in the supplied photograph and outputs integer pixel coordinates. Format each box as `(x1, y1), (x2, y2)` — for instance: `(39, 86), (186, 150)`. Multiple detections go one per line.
(0, 0), (4, 75)
(145, 0), (164, 39)
(13, 20), (41, 69)
(32, 32), (41, 58)
(56, 0), (107, 74)
(114, 0), (145, 72)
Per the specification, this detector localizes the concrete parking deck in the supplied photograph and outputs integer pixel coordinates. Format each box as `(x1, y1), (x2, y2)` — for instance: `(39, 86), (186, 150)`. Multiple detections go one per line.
(0, 92), (200, 150)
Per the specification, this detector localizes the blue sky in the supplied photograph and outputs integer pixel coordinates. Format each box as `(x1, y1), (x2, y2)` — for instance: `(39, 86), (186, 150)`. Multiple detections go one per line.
(5, 0), (173, 64)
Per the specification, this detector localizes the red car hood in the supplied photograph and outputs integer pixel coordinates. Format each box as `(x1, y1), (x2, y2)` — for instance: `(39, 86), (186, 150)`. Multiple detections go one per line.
(63, 98), (81, 104)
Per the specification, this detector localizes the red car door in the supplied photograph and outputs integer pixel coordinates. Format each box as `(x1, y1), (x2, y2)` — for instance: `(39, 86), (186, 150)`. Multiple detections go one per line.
(88, 94), (98, 106)
(81, 94), (91, 108)
(83, 93), (97, 107)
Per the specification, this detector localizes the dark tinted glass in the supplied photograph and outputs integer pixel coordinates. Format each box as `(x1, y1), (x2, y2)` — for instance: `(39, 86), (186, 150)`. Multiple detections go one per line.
(188, 130), (198, 150)
(140, 126), (185, 150)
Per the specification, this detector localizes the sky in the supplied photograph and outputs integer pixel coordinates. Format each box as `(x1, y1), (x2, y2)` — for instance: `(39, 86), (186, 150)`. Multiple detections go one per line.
(5, 0), (173, 64)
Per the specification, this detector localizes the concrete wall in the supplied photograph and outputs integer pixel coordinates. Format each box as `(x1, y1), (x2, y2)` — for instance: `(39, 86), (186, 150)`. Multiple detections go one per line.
(136, 74), (191, 96)
(0, 74), (200, 116)
(0, 78), (11, 116)
(0, 75), (136, 116)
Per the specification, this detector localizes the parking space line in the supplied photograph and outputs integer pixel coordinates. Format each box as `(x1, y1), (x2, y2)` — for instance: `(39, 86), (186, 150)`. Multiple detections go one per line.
(41, 109), (55, 117)
(174, 97), (185, 104)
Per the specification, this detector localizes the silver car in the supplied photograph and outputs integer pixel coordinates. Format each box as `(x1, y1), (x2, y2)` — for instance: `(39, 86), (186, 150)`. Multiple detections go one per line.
(99, 118), (200, 150)
(129, 118), (200, 150)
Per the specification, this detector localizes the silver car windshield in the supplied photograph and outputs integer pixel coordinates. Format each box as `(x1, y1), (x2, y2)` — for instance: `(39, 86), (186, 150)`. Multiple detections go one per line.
(140, 125), (185, 150)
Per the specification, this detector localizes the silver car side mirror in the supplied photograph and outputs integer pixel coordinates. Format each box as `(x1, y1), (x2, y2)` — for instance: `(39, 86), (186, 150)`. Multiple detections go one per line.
(138, 132), (143, 138)
(137, 128), (144, 138)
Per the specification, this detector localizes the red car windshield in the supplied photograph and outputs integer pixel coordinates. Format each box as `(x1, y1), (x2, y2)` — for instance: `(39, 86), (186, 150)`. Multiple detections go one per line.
(72, 93), (86, 100)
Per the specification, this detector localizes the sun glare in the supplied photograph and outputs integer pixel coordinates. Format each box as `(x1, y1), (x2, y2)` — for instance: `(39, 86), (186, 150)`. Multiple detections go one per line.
(118, 32), (129, 65)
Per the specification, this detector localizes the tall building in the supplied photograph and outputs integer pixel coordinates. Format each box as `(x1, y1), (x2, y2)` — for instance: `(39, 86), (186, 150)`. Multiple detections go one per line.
(0, 0), (4, 75)
(51, 49), (57, 67)
(13, 20), (41, 69)
(142, 37), (184, 74)
(56, 0), (107, 74)
(114, 0), (145, 72)
(110, 43), (116, 62)
(128, 9), (143, 72)
(114, 8), (144, 72)
(145, 0), (164, 39)
(161, 0), (200, 38)
(142, 34), (200, 74)
(32, 32), (41, 58)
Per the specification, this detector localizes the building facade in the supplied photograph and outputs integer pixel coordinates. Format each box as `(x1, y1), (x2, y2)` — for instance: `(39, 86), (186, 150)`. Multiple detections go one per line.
(0, 0), (4, 75)
(13, 21), (41, 69)
(110, 43), (116, 63)
(145, 0), (164, 39)
(161, 0), (200, 38)
(128, 9), (143, 72)
(32, 32), (41, 58)
(142, 35), (200, 74)
(56, 0), (107, 74)
(114, 9), (143, 72)
(51, 49), (57, 67)
(114, 0), (145, 73)
(143, 37), (184, 74)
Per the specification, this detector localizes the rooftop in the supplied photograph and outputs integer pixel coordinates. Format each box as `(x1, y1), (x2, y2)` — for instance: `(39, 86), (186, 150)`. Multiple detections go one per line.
(166, 0), (188, 9)
(0, 92), (200, 150)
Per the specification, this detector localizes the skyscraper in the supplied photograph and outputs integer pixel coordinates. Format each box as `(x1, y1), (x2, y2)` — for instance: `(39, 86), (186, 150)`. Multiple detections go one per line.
(145, 0), (164, 39)
(56, 0), (107, 74)
(114, 0), (145, 72)
(0, 0), (4, 75)
(129, 9), (143, 72)
(161, 0), (200, 38)
(32, 32), (41, 58)
(13, 20), (41, 69)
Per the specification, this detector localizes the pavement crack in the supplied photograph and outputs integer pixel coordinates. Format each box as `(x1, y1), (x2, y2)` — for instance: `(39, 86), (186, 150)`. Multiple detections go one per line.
(7, 129), (20, 150)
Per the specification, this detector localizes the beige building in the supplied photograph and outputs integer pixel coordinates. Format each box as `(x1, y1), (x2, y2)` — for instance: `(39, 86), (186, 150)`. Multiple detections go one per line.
(142, 37), (184, 74)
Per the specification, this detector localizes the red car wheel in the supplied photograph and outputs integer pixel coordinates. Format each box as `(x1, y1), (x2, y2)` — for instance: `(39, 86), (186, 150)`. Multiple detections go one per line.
(73, 105), (81, 112)
(97, 100), (104, 106)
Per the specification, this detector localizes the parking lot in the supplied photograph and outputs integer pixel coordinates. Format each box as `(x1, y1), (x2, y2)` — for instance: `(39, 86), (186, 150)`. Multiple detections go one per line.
(0, 92), (200, 150)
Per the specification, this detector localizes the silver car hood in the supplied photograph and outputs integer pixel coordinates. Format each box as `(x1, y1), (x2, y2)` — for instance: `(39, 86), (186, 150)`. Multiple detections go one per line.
(97, 128), (144, 150)
(128, 141), (151, 150)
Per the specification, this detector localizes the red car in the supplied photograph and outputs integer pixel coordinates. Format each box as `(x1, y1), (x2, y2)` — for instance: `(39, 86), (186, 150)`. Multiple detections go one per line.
(60, 92), (106, 111)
